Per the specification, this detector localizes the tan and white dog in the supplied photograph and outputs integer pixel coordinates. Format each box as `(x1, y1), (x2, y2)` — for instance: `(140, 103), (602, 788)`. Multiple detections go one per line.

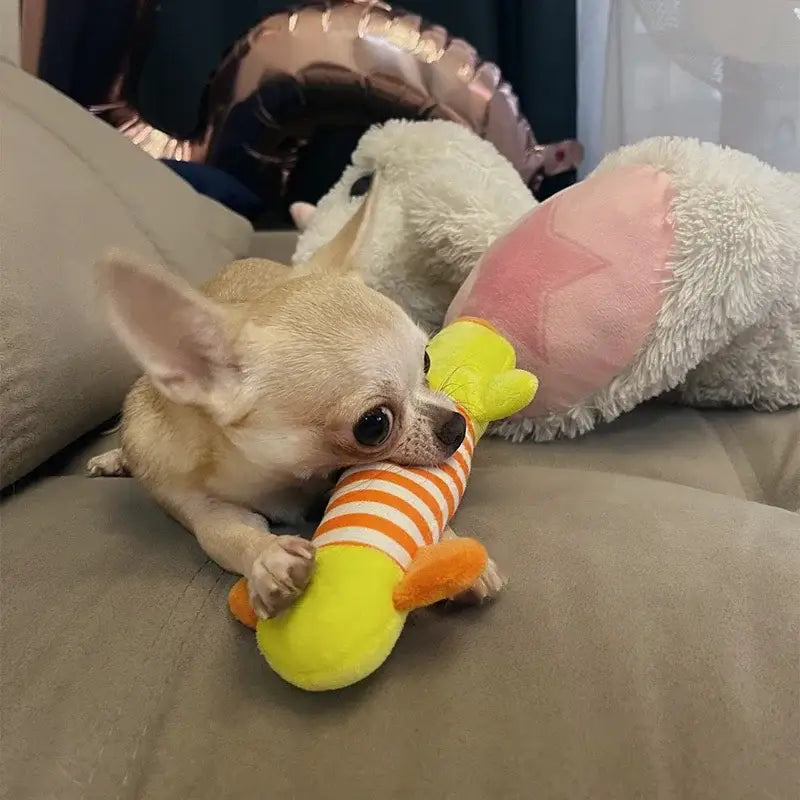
(89, 181), (504, 619)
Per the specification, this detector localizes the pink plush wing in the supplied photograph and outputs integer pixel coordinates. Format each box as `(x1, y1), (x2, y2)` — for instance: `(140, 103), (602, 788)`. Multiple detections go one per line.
(447, 165), (675, 415)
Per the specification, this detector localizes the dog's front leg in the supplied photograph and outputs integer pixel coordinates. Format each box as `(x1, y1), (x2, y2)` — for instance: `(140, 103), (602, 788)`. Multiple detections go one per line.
(169, 493), (315, 619)
(441, 525), (507, 604)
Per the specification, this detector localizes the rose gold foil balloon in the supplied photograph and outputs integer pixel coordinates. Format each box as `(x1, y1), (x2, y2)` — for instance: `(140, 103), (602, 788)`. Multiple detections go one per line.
(88, 0), (200, 162)
(95, 0), (582, 189)
(90, 100), (199, 162)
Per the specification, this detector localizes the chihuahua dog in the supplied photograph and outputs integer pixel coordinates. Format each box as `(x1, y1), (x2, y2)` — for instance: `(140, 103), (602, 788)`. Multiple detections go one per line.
(88, 180), (505, 618)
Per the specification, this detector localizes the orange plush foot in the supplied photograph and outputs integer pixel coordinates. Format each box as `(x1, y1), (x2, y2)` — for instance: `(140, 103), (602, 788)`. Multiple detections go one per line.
(228, 578), (258, 630)
(392, 538), (488, 612)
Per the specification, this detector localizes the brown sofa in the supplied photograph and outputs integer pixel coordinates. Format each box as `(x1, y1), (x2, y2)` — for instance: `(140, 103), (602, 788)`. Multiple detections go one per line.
(2, 49), (799, 800)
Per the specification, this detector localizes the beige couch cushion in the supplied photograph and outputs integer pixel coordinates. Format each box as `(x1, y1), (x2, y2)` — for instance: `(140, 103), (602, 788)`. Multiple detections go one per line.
(1, 448), (797, 800)
(0, 0), (19, 66)
(0, 63), (253, 487)
(54, 403), (800, 514)
(481, 404), (800, 512)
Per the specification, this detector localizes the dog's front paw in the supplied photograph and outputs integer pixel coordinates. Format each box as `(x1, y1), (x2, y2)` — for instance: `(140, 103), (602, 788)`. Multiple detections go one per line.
(248, 536), (315, 619)
(450, 557), (507, 605)
(86, 448), (129, 477)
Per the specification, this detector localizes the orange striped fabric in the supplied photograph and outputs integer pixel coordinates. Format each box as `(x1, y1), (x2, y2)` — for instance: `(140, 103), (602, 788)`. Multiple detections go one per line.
(312, 416), (477, 569)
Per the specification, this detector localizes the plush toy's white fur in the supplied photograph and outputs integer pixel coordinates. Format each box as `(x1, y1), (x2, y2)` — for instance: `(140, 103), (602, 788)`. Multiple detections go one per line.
(293, 120), (534, 332)
(294, 121), (800, 440)
(497, 139), (800, 441)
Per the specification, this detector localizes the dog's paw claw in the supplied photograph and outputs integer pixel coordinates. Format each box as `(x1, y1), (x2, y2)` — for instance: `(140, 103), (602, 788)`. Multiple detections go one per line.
(248, 536), (315, 619)
(86, 449), (129, 477)
(450, 558), (507, 605)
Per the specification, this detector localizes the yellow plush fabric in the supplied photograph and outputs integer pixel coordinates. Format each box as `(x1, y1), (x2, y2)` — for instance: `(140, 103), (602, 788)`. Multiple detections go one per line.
(426, 318), (538, 438)
(256, 546), (405, 691)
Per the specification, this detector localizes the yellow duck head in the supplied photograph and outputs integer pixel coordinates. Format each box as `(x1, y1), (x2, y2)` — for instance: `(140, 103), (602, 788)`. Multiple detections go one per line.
(426, 318), (538, 438)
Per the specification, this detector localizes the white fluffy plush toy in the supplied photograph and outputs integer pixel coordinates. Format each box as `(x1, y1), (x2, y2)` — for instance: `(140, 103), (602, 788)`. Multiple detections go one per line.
(291, 120), (536, 332)
(293, 121), (800, 441)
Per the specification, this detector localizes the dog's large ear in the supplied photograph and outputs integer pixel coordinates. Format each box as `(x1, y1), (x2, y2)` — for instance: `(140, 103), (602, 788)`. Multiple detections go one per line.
(301, 173), (380, 276)
(96, 251), (249, 421)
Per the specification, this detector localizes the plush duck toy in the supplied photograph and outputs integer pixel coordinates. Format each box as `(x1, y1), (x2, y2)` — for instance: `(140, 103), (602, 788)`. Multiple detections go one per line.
(227, 317), (538, 691)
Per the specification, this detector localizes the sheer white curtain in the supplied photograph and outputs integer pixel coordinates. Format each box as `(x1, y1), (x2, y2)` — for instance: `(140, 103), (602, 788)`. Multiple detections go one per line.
(578, 0), (800, 176)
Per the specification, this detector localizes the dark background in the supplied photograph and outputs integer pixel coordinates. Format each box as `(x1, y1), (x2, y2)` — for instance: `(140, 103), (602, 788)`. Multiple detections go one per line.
(38, 0), (577, 221)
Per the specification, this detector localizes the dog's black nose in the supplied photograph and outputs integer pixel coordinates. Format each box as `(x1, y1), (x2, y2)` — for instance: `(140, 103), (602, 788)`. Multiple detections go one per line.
(436, 411), (467, 452)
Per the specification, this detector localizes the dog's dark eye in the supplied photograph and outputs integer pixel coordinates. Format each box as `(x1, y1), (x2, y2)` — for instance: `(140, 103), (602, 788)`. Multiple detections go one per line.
(354, 406), (393, 447)
(423, 351), (431, 375)
(349, 173), (373, 198)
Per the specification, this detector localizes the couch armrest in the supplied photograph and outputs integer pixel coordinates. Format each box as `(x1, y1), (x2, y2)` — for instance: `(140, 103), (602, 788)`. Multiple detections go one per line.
(0, 63), (253, 488)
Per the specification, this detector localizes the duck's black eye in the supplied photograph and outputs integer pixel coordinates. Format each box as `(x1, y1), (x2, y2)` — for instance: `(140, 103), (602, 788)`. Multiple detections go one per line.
(353, 406), (393, 447)
(349, 173), (373, 197)
(423, 351), (431, 375)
